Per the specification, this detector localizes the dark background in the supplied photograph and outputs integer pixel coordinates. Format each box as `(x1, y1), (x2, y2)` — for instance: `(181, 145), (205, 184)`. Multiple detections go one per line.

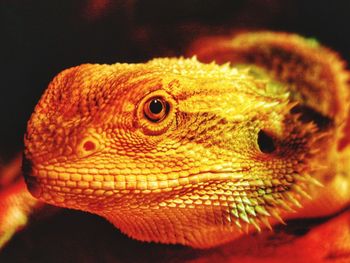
(0, 1), (349, 262)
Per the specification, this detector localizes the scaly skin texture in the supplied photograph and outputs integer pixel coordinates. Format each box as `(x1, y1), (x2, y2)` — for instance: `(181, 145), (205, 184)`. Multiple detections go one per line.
(22, 32), (350, 248)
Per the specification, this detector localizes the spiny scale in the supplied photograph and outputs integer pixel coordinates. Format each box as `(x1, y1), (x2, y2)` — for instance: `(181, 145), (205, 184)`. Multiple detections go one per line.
(306, 175), (324, 187)
(260, 216), (273, 230)
(249, 218), (261, 232)
(283, 192), (302, 208)
(255, 205), (270, 216)
(228, 172), (323, 232)
(291, 185), (312, 200)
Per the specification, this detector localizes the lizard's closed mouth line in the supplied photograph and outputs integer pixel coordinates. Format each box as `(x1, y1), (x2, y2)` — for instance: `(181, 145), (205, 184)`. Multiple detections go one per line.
(24, 175), (42, 198)
(30, 167), (247, 193)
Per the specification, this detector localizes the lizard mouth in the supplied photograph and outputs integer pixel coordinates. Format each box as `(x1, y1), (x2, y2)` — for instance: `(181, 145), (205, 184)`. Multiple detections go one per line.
(22, 159), (256, 202)
(26, 167), (246, 191)
(22, 154), (42, 198)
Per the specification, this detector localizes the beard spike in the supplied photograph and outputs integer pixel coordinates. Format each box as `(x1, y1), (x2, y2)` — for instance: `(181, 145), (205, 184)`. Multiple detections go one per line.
(226, 169), (324, 233)
(283, 192), (302, 208)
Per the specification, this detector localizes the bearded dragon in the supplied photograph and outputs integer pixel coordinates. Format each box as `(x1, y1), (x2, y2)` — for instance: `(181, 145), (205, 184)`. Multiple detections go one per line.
(1, 31), (349, 249)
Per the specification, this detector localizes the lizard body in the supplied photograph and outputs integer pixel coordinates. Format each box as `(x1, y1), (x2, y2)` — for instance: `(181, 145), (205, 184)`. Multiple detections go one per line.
(2, 31), (349, 249)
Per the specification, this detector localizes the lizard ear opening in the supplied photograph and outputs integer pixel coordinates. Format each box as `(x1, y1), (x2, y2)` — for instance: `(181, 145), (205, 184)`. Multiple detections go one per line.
(257, 130), (276, 154)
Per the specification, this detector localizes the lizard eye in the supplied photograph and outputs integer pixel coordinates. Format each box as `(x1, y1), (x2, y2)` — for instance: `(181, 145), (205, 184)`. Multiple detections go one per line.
(143, 97), (169, 122)
(136, 91), (176, 135)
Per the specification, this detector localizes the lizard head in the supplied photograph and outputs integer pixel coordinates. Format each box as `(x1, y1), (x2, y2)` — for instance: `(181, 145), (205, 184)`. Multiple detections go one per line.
(23, 57), (331, 247)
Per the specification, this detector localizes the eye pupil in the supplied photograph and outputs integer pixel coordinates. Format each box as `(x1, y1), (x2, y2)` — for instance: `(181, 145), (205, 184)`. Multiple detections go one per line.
(143, 96), (169, 122)
(149, 99), (163, 114)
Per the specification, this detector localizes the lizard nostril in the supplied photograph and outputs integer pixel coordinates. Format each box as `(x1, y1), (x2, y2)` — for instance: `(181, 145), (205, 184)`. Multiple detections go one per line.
(257, 130), (276, 154)
(83, 140), (96, 151)
(77, 136), (100, 157)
